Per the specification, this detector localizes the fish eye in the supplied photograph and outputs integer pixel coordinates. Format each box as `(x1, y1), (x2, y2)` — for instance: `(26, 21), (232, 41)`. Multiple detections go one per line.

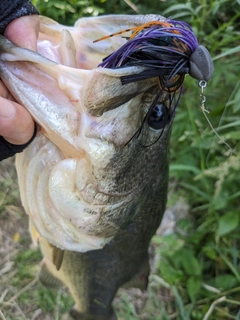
(147, 103), (169, 130)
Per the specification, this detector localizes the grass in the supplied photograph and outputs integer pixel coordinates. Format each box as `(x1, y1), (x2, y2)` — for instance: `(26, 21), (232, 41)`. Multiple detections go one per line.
(1, 0), (240, 319)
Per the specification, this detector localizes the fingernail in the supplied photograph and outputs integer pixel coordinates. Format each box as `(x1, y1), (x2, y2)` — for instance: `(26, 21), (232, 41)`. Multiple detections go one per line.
(0, 101), (16, 118)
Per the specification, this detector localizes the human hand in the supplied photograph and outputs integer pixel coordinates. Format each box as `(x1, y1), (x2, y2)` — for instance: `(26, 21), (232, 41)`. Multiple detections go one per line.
(0, 15), (39, 145)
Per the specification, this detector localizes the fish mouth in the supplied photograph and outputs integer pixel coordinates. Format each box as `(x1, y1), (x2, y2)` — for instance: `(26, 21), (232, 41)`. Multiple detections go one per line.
(0, 14), (170, 252)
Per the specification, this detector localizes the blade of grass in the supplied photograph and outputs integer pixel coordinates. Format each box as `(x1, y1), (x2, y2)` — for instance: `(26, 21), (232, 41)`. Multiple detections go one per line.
(186, 104), (212, 195)
(172, 286), (190, 320)
(0, 309), (7, 320)
(215, 248), (240, 282)
(213, 45), (240, 60)
(170, 164), (201, 175)
(179, 182), (211, 201)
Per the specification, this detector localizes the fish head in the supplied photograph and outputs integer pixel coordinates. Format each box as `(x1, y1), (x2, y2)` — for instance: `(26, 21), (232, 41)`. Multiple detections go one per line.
(0, 15), (172, 252)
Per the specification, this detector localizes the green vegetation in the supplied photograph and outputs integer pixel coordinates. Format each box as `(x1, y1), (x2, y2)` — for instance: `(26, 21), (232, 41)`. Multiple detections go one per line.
(1, 0), (240, 319)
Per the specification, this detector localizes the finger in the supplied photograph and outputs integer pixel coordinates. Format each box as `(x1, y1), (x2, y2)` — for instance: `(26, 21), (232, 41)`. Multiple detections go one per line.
(4, 15), (40, 51)
(0, 97), (35, 145)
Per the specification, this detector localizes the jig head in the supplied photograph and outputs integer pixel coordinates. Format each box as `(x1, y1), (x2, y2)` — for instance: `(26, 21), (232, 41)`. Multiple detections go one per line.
(189, 45), (214, 82)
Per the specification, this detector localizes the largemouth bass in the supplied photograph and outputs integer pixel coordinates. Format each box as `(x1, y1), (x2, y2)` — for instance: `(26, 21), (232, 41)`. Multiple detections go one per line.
(0, 15), (213, 319)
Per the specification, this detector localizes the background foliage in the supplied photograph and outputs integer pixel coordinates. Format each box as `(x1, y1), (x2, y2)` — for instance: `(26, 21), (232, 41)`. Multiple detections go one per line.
(1, 0), (240, 319)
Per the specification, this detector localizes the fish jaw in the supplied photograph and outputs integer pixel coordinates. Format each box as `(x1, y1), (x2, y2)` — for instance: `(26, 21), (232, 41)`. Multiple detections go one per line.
(0, 14), (172, 252)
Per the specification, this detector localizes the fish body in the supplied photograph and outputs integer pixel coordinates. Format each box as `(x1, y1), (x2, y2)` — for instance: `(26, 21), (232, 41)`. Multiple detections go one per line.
(0, 15), (174, 319)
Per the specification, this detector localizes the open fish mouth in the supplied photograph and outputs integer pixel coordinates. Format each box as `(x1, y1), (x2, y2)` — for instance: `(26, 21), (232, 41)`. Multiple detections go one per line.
(0, 15), (166, 252)
(0, 14), (211, 253)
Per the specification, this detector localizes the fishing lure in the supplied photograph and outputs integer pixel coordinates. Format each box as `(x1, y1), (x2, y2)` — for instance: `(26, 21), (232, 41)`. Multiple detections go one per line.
(94, 19), (214, 144)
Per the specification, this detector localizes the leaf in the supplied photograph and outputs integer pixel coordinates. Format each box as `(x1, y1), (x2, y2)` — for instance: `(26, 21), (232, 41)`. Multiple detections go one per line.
(158, 258), (184, 285)
(162, 3), (193, 16)
(213, 45), (240, 60)
(154, 234), (185, 256)
(213, 274), (237, 291)
(216, 248), (240, 282)
(202, 246), (217, 261)
(170, 164), (201, 175)
(13, 232), (20, 243)
(179, 249), (202, 276)
(179, 182), (210, 201)
(217, 120), (240, 131)
(225, 131), (240, 140)
(187, 276), (201, 301)
(218, 212), (239, 236)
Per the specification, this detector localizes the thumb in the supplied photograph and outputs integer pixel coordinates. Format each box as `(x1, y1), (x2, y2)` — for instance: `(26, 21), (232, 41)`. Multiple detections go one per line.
(4, 15), (40, 51)
(0, 97), (35, 145)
